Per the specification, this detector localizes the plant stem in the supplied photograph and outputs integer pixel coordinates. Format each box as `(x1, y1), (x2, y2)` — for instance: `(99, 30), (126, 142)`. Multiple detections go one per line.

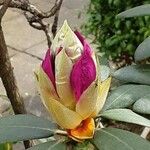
(55, 130), (68, 136)
(0, 25), (26, 114)
(141, 127), (150, 139)
(0, 1), (31, 148)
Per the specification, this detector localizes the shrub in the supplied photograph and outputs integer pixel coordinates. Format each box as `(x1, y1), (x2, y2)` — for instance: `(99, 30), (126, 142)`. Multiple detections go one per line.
(83, 0), (150, 62)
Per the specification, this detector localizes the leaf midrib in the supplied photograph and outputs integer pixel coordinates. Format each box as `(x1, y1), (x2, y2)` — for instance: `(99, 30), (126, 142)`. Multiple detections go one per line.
(104, 85), (134, 110)
(101, 130), (134, 150)
(0, 125), (55, 132)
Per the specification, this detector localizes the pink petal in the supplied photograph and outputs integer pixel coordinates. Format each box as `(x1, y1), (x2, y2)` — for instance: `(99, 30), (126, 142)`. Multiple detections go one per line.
(74, 31), (85, 46)
(42, 49), (55, 87)
(75, 31), (93, 54)
(70, 43), (96, 102)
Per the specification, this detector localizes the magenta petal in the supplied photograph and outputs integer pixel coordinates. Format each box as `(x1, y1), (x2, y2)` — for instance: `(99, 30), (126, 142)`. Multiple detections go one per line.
(70, 44), (96, 102)
(75, 31), (92, 53)
(42, 49), (55, 87)
(74, 31), (85, 46)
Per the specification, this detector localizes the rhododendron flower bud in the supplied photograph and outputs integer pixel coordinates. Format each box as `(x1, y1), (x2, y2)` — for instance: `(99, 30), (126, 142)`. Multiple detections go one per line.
(36, 21), (111, 141)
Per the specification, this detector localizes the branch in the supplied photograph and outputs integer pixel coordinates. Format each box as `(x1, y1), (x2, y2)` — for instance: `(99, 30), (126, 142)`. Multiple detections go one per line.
(0, 0), (63, 48)
(0, 0), (12, 19)
(0, 1), (32, 148)
(51, 0), (63, 38)
(24, 12), (52, 48)
(0, 0), (63, 19)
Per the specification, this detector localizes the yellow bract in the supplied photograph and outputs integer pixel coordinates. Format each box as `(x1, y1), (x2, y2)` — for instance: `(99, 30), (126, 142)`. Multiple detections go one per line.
(46, 98), (82, 129)
(55, 49), (76, 109)
(91, 77), (112, 117)
(51, 20), (83, 62)
(35, 67), (59, 109)
(76, 80), (99, 119)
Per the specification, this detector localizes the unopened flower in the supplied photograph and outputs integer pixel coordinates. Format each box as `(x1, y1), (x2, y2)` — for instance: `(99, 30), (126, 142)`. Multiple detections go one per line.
(36, 21), (111, 141)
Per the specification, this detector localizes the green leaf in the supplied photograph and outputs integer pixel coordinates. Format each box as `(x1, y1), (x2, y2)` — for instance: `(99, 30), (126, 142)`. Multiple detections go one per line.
(100, 65), (110, 81)
(91, 128), (150, 150)
(0, 115), (56, 143)
(102, 84), (150, 111)
(117, 4), (150, 18)
(27, 140), (66, 150)
(73, 141), (91, 150)
(100, 109), (150, 127)
(134, 37), (150, 62)
(133, 94), (150, 114)
(113, 64), (150, 85)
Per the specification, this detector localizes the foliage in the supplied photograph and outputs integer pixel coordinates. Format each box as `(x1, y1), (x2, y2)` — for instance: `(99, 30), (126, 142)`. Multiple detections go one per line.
(91, 128), (150, 150)
(27, 141), (66, 150)
(0, 115), (56, 143)
(83, 0), (150, 61)
(105, 4), (150, 116)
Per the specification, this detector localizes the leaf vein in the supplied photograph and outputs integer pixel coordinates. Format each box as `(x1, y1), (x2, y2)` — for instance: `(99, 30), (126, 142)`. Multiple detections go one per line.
(105, 85), (134, 110)
(101, 130), (134, 150)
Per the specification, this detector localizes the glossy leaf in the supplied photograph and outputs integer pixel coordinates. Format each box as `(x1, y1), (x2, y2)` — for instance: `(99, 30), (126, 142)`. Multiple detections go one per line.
(100, 109), (150, 127)
(92, 128), (150, 150)
(27, 141), (66, 150)
(113, 64), (150, 85)
(134, 36), (150, 62)
(133, 94), (150, 114)
(0, 115), (56, 143)
(117, 4), (150, 18)
(102, 84), (150, 111)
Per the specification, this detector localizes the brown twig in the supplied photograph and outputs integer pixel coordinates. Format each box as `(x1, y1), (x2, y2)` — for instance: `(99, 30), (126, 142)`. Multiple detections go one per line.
(24, 12), (52, 48)
(0, 0), (27, 115)
(0, 0), (63, 148)
(51, 0), (63, 38)
(0, 0), (63, 19)
(0, 0), (12, 19)
(23, 0), (63, 47)
(0, 0), (32, 148)
(0, 0), (63, 48)
(51, 11), (59, 38)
